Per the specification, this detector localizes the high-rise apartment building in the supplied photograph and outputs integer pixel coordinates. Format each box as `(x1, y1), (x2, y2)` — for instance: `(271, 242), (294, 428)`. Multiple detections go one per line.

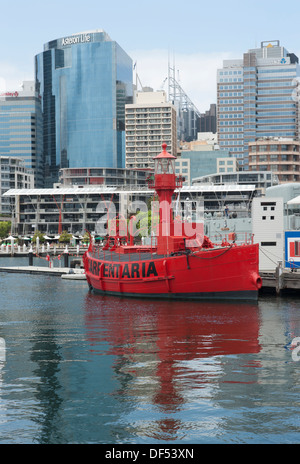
(0, 81), (43, 187)
(35, 30), (133, 187)
(217, 41), (300, 169)
(249, 138), (300, 183)
(125, 90), (177, 170)
(0, 156), (34, 215)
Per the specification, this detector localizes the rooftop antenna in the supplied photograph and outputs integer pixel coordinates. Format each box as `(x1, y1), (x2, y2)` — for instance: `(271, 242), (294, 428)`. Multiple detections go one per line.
(134, 62), (143, 91)
(167, 50), (170, 101)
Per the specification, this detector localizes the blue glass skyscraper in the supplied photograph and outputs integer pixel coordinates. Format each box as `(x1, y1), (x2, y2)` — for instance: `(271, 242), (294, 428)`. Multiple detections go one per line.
(35, 30), (133, 187)
(0, 81), (43, 187)
(217, 40), (300, 170)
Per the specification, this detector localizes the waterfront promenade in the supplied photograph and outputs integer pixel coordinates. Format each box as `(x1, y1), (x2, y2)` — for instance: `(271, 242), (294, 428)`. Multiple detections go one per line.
(0, 242), (86, 278)
(0, 242), (88, 258)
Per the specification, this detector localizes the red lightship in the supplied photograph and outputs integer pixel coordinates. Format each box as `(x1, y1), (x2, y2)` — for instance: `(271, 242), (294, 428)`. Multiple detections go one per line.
(83, 144), (262, 301)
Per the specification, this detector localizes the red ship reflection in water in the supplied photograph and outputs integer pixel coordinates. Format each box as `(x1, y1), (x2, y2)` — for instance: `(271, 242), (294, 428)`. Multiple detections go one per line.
(85, 295), (261, 441)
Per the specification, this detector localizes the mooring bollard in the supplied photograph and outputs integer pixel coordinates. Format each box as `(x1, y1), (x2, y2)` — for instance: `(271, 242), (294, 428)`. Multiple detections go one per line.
(28, 247), (33, 266)
(275, 261), (283, 295)
(64, 246), (69, 268)
(11, 237), (14, 256)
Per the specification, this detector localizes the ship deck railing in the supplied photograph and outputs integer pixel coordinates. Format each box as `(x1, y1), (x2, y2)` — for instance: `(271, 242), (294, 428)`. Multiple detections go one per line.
(211, 232), (254, 246)
(89, 246), (166, 263)
(90, 235), (163, 262)
(88, 231), (255, 263)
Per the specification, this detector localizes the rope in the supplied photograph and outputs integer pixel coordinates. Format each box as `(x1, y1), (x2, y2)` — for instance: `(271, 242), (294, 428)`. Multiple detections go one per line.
(190, 245), (233, 260)
(259, 246), (283, 262)
(259, 247), (279, 266)
(35, 253), (62, 261)
(259, 246), (300, 269)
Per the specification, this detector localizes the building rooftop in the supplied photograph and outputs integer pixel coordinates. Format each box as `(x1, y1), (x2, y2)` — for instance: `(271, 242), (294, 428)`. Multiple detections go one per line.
(3, 184), (256, 197)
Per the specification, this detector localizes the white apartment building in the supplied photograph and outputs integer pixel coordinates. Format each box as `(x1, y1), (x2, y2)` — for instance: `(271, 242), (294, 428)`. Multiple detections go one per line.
(125, 90), (177, 170)
(0, 156), (34, 215)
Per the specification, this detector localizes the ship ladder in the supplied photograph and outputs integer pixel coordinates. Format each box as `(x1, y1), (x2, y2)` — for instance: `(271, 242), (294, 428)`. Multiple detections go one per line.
(163, 260), (172, 293)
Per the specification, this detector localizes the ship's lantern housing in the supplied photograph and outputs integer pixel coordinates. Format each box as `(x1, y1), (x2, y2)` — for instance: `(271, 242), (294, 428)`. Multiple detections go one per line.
(153, 143), (176, 190)
(155, 155), (175, 175)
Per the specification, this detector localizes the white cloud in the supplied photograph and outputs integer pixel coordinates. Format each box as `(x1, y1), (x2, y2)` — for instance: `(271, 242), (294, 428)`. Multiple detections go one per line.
(0, 62), (33, 93)
(129, 49), (233, 112)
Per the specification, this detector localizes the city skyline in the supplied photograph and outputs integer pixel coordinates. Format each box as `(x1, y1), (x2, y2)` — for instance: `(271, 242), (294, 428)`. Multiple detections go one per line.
(1, 0), (300, 112)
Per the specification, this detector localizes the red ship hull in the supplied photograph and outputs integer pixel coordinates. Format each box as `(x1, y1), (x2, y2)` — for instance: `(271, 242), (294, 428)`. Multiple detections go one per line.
(83, 243), (262, 301)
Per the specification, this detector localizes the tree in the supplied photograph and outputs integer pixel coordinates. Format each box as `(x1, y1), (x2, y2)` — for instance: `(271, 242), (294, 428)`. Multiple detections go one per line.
(32, 230), (45, 244)
(0, 221), (11, 240)
(132, 209), (159, 239)
(58, 230), (72, 244)
(82, 231), (90, 243)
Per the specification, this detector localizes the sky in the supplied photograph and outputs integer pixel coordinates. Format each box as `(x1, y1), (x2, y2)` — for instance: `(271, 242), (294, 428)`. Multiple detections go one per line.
(1, 0), (300, 112)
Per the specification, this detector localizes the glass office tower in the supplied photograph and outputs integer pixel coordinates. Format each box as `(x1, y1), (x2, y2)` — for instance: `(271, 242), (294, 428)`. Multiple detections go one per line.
(0, 81), (43, 187)
(35, 30), (133, 187)
(217, 40), (300, 169)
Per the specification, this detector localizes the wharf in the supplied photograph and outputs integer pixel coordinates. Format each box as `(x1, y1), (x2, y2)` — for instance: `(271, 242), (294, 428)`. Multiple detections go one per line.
(0, 266), (86, 278)
(260, 267), (300, 294)
(0, 247), (86, 258)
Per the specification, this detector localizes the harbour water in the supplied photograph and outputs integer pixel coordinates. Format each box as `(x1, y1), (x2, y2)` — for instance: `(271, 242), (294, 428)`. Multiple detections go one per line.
(0, 257), (300, 444)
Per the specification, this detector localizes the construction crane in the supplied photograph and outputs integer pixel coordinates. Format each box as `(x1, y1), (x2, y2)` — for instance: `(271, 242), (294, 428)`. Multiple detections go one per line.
(167, 62), (201, 141)
(160, 77), (167, 90)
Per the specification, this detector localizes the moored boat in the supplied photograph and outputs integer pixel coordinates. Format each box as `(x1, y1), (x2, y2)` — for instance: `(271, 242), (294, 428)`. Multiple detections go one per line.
(83, 144), (262, 301)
